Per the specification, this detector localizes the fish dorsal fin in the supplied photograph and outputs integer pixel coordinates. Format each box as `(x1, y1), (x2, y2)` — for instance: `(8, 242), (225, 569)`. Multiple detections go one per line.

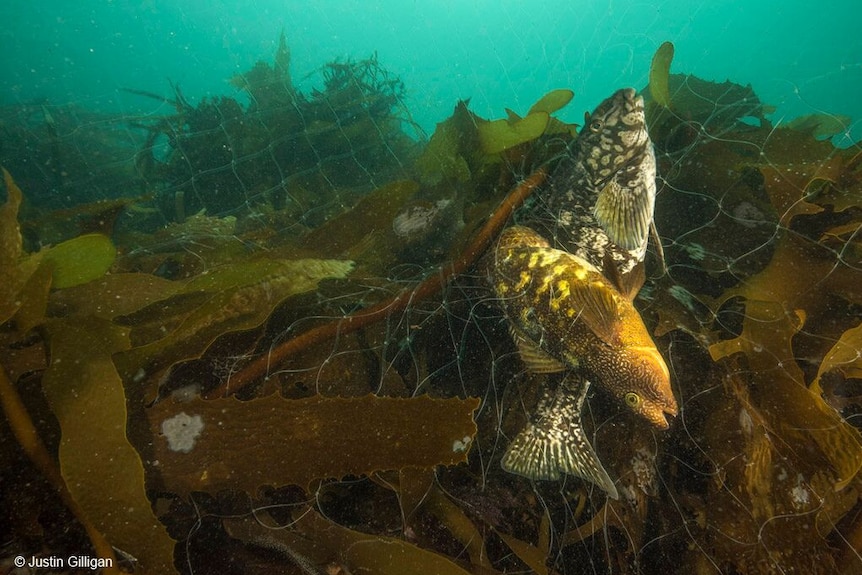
(602, 252), (646, 302)
(567, 267), (622, 346)
(593, 176), (652, 251)
(512, 330), (567, 373)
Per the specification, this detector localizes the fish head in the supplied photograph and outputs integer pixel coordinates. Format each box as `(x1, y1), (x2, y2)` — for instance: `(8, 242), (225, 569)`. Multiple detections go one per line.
(612, 344), (677, 429)
(577, 87), (651, 185)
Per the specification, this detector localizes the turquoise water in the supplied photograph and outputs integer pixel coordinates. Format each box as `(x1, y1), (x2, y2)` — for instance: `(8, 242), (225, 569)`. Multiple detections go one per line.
(4, 0), (861, 142)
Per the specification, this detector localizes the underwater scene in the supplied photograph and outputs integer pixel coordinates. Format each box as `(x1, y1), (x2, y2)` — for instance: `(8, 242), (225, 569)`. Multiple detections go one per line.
(2, 2), (862, 574)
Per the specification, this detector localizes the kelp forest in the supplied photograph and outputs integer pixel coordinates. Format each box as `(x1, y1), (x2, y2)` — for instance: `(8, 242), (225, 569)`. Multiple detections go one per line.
(2, 36), (862, 574)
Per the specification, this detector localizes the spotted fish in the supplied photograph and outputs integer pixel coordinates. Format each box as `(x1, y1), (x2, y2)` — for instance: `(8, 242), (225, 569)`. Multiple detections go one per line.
(490, 226), (677, 496)
(519, 87), (657, 279)
(491, 226), (676, 427)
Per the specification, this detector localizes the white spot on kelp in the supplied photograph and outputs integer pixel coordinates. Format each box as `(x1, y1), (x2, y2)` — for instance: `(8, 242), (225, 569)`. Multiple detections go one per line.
(161, 412), (204, 453)
(452, 435), (472, 453)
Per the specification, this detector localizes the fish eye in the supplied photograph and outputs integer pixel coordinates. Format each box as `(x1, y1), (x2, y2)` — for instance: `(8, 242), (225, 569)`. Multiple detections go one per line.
(624, 392), (641, 408)
(589, 119), (603, 132)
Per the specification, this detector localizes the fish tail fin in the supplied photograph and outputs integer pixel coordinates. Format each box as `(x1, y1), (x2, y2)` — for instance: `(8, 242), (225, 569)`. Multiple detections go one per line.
(501, 376), (619, 499)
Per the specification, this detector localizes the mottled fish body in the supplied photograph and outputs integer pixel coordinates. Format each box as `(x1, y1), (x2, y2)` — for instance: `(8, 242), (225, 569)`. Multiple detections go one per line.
(491, 226), (677, 429)
(519, 87), (656, 276)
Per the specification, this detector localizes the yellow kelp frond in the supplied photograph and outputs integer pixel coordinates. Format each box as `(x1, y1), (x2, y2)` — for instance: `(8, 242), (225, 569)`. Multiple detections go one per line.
(28, 233), (116, 289)
(477, 112), (549, 155)
(784, 113), (852, 140)
(649, 41), (674, 108)
(113, 257), (354, 391)
(42, 315), (177, 574)
(812, 322), (862, 395)
(415, 101), (477, 186)
(298, 179), (419, 261)
(527, 88), (574, 116)
(226, 505), (475, 575)
(709, 265), (862, 489)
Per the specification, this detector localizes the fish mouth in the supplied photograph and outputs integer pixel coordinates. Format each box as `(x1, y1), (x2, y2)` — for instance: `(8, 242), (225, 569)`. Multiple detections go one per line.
(615, 87), (645, 115)
(642, 398), (678, 430)
(620, 87), (640, 104)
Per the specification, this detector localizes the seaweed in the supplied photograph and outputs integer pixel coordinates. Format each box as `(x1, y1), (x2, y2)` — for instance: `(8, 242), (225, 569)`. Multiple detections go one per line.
(477, 112), (550, 155)
(147, 394), (478, 496)
(636, 42), (862, 574)
(31, 233), (116, 289)
(229, 30), (296, 111)
(416, 91), (574, 187)
(1, 169), (30, 324)
(224, 505), (476, 575)
(112, 256), (354, 395)
(785, 113), (853, 140)
(298, 179), (420, 267)
(648, 42), (674, 108)
(134, 33), (419, 219)
(814, 322), (862, 394)
(0, 104), (146, 213)
(42, 316), (177, 573)
(206, 169), (546, 399)
(0, 354), (121, 574)
(416, 101), (480, 187)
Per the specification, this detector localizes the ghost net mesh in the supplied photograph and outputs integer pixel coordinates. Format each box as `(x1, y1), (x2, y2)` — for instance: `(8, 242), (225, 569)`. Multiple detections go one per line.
(1, 30), (861, 575)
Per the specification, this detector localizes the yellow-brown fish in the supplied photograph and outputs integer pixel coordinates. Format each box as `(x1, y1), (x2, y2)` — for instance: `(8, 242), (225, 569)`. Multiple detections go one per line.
(490, 226), (676, 496)
(491, 225), (676, 428)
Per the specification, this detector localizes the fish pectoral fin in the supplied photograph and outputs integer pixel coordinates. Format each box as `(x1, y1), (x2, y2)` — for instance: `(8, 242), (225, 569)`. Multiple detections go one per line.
(568, 277), (622, 346)
(513, 332), (567, 373)
(501, 376), (618, 499)
(593, 176), (652, 251)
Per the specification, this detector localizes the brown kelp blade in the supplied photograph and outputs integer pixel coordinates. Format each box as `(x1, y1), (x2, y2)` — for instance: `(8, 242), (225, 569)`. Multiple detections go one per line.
(149, 393), (479, 496)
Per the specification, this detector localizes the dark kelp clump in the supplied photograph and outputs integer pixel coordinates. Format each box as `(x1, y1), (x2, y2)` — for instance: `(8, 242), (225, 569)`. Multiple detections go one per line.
(136, 32), (421, 222)
(2, 38), (862, 575)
